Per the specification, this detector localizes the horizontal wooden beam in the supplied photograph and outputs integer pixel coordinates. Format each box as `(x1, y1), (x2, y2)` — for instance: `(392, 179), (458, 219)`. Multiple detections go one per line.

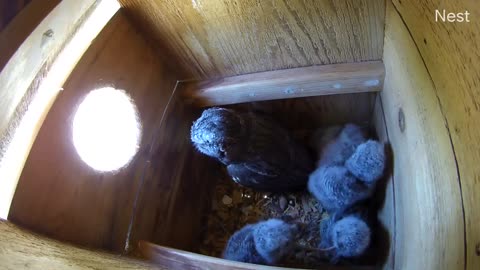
(183, 61), (384, 106)
(137, 241), (372, 270)
(138, 241), (286, 270)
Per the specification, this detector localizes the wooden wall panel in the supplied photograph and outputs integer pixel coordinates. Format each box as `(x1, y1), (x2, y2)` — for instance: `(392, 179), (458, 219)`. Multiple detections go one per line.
(372, 96), (395, 270)
(137, 241), (375, 270)
(129, 83), (219, 252)
(382, 3), (464, 270)
(0, 221), (163, 270)
(8, 11), (178, 252)
(392, 1), (479, 269)
(226, 92), (376, 131)
(118, 0), (385, 79)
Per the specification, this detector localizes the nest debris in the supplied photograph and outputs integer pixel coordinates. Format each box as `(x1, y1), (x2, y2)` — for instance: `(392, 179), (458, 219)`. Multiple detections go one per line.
(197, 168), (330, 268)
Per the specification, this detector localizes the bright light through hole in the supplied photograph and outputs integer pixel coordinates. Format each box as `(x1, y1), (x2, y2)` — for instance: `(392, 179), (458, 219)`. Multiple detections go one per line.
(72, 87), (141, 172)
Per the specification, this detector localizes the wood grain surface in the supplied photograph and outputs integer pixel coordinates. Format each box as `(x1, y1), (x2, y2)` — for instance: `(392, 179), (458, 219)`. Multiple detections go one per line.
(372, 95), (395, 270)
(392, 1), (480, 269)
(225, 93), (375, 131)
(382, 3), (465, 269)
(8, 11), (178, 252)
(184, 61), (384, 106)
(0, 221), (164, 270)
(118, 0), (385, 79)
(137, 240), (376, 270)
(128, 83), (219, 252)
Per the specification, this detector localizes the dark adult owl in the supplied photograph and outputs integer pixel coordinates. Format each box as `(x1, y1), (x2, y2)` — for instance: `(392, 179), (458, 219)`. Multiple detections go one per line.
(191, 107), (314, 191)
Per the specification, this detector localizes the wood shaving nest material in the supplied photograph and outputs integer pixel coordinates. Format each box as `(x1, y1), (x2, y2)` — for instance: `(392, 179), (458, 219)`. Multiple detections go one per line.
(197, 169), (328, 268)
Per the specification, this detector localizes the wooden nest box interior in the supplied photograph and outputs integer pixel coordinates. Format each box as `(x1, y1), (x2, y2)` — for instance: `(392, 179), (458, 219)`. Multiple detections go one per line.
(0, 0), (478, 269)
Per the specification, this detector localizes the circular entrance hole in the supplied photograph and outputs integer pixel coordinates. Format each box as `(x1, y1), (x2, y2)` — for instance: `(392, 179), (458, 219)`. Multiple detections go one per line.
(72, 87), (141, 172)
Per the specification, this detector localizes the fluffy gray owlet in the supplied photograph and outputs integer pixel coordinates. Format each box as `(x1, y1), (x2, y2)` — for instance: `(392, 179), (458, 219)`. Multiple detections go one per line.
(319, 213), (371, 262)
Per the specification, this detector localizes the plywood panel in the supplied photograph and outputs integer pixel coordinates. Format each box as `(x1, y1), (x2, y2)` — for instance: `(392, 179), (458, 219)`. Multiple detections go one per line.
(118, 0), (385, 79)
(382, 3), (464, 269)
(137, 240), (374, 270)
(372, 96), (395, 270)
(8, 11), (178, 252)
(129, 83), (219, 252)
(226, 93), (375, 131)
(185, 61), (384, 106)
(392, 1), (479, 269)
(0, 221), (162, 270)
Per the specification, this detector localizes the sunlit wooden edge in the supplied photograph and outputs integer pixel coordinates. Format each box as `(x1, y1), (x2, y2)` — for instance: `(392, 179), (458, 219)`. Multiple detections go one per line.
(0, 0), (120, 220)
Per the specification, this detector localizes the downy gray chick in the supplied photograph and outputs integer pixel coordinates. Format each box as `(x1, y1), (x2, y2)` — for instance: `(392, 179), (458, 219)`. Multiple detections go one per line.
(308, 124), (386, 212)
(191, 107), (314, 191)
(222, 224), (266, 264)
(253, 218), (300, 264)
(346, 140), (386, 183)
(223, 218), (299, 265)
(309, 125), (343, 164)
(308, 165), (373, 213)
(317, 124), (366, 167)
(319, 214), (371, 262)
